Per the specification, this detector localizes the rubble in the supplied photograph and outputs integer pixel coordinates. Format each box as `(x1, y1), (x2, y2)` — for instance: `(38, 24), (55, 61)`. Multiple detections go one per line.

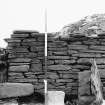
(59, 14), (105, 37)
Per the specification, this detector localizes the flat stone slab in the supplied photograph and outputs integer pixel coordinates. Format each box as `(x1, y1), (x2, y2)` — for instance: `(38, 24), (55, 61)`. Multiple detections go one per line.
(48, 65), (71, 70)
(9, 65), (29, 72)
(13, 30), (39, 34)
(0, 83), (34, 99)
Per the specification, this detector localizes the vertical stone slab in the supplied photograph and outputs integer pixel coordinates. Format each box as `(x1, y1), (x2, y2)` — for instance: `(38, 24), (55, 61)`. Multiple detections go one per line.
(78, 71), (91, 96)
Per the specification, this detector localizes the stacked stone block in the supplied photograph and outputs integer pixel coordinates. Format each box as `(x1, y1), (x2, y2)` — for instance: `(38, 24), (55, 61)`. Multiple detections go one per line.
(5, 30), (45, 92)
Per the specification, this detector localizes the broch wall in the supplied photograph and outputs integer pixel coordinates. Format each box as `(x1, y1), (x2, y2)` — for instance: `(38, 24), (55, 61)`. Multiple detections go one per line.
(4, 30), (105, 98)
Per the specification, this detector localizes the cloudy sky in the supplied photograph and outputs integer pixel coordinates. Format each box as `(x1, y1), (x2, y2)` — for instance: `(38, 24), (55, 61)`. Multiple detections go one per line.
(0, 0), (105, 47)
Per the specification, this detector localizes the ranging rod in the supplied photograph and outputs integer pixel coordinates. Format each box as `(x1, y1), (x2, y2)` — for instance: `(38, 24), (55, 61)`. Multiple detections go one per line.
(44, 8), (48, 105)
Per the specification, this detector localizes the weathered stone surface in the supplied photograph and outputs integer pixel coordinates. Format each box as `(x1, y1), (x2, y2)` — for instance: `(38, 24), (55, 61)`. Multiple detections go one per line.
(68, 50), (78, 54)
(8, 72), (23, 77)
(53, 51), (67, 55)
(79, 84), (91, 96)
(37, 36), (45, 41)
(97, 64), (105, 69)
(8, 78), (38, 83)
(24, 72), (36, 75)
(68, 45), (88, 50)
(77, 58), (91, 63)
(37, 75), (44, 79)
(71, 41), (82, 45)
(72, 53), (101, 58)
(8, 75), (25, 80)
(0, 83), (34, 98)
(9, 65), (29, 72)
(13, 30), (39, 34)
(48, 56), (70, 60)
(26, 75), (37, 79)
(78, 71), (91, 96)
(31, 59), (41, 63)
(48, 65), (71, 70)
(37, 52), (44, 57)
(8, 52), (37, 58)
(31, 64), (42, 71)
(62, 73), (76, 79)
(5, 38), (21, 43)
(47, 72), (59, 79)
(25, 71), (44, 75)
(48, 47), (67, 51)
(31, 33), (44, 37)
(78, 96), (95, 105)
(48, 41), (67, 47)
(79, 49), (105, 53)
(31, 46), (44, 52)
(83, 40), (100, 45)
(12, 47), (29, 53)
(22, 42), (44, 46)
(96, 58), (105, 64)
(72, 65), (90, 70)
(54, 59), (76, 64)
(56, 79), (73, 83)
(23, 38), (36, 42)
(99, 70), (105, 78)
(8, 42), (20, 47)
(47, 60), (54, 65)
(101, 42), (105, 45)
(11, 34), (29, 38)
(79, 71), (91, 86)
(9, 58), (31, 63)
(66, 82), (78, 87)
(89, 45), (105, 50)
(9, 62), (30, 66)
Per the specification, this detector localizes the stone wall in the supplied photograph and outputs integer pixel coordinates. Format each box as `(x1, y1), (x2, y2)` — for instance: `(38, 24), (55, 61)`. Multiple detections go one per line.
(0, 48), (7, 83)
(5, 30), (45, 93)
(48, 33), (105, 96)
(47, 35), (78, 95)
(5, 30), (105, 97)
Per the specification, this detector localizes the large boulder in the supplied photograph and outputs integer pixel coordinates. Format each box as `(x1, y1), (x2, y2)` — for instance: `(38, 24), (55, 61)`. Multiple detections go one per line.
(0, 83), (34, 99)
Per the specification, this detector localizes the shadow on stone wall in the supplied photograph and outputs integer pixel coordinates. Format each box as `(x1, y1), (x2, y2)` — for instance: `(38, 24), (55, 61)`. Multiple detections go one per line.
(0, 48), (8, 83)
(17, 92), (44, 104)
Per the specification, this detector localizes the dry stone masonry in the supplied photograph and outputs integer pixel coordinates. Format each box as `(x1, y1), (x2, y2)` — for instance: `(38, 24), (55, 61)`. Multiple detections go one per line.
(4, 30), (105, 98)
(5, 30), (45, 93)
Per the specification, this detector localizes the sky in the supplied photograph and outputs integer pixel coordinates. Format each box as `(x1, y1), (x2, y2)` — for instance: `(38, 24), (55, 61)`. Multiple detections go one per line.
(0, 0), (105, 48)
